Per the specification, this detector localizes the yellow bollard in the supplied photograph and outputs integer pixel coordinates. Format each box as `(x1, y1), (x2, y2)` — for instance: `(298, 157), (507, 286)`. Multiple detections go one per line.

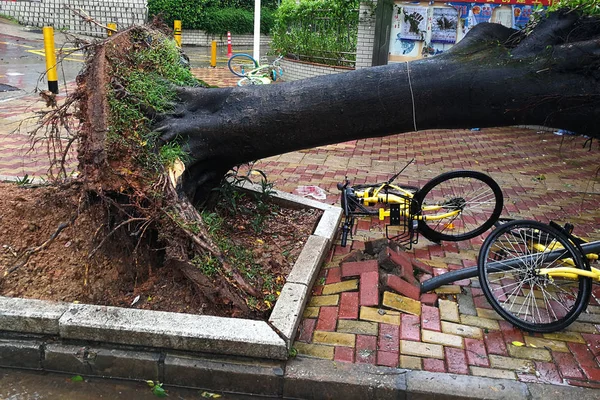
(174, 20), (182, 47)
(107, 22), (117, 37)
(42, 26), (58, 94)
(210, 40), (217, 68)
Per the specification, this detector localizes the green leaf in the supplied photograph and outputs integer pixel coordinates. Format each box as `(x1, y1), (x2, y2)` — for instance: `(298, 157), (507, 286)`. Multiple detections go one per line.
(70, 375), (84, 382)
(152, 385), (168, 397)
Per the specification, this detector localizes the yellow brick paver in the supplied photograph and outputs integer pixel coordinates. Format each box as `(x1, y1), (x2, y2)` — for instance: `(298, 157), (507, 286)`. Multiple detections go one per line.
(422, 329), (463, 348)
(524, 337), (569, 352)
(308, 295), (340, 307)
(439, 299), (460, 323)
(543, 331), (585, 343)
(313, 331), (355, 347)
(303, 306), (319, 318)
(400, 340), (444, 359)
(470, 366), (517, 380)
(337, 320), (378, 336)
(294, 342), (334, 360)
(400, 355), (422, 370)
(322, 279), (359, 295)
(565, 321), (599, 334)
(489, 355), (535, 373)
(460, 315), (500, 331)
(434, 285), (462, 294)
(360, 306), (401, 325)
(507, 344), (552, 362)
(475, 308), (503, 321)
(382, 292), (421, 316)
(441, 321), (483, 339)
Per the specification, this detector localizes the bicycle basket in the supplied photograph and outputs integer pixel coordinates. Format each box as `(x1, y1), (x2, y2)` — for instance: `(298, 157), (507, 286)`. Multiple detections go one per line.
(385, 194), (419, 249)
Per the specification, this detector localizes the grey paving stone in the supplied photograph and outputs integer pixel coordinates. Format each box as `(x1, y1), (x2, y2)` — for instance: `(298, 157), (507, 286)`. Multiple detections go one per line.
(457, 288), (477, 316)
(0, 339), (42, 369)
(59, 304), (287, 359)
(269, 282), (308, 346)
(406, 370), (528, 400)
(0, 296), (68, 334)
(164, 353), (284, 396)
(284, 357), (407, 400)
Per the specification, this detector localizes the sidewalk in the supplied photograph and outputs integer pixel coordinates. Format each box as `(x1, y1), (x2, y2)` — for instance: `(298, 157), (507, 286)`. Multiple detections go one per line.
(1, 64), (600, 397)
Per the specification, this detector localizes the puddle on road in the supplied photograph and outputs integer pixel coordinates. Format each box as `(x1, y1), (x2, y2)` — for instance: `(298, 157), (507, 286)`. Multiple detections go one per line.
(0, 369), (263, 400)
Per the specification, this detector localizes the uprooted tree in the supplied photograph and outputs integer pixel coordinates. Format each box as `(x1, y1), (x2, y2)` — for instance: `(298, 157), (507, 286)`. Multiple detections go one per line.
(30, 8), (600, 317)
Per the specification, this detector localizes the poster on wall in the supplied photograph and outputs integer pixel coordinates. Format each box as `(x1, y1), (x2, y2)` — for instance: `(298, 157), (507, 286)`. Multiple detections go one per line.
(468, 3), (498, 27)
(389, 5), (421, 57)
(513, 5), (535, 29)
(399, 6), (428, 41)
(431, 8), (458, 43)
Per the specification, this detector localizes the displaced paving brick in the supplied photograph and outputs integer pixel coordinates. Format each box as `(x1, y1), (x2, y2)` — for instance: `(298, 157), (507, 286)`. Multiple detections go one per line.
(297, 318), (317, 342)
(470, 366), (516, 380)
(377, 351), (399, 368)
(434, 285), (462, 294)
(423, 358), (446, 373)
(439, 299), (460, 323)
(533, 361), (562, 384)
(308, 295), (339, 307)
(316, 306), (338, 332)
(400, 340), (444, 359)
(338, 292), (359, 320)
(484, 331), (508, 356)
(420, 293), (438, 306)
(378, 323), (400, 352)
(364, 238), (388, 255)
(441, 321), (483, 339)
(446, 347), (469, 375)
(465, 338), (490, 367)
(543, 331), (585, 343)
(460, 315), (500, 331)
(489, 355), (535, 373)
(400, 355), (422, 370)
(424, 258), (448, 269)
(341, 260), (378, 277)
(313, 331), (355, 348)
(385, 274), (420, 300)
(476, 308), (503, 321)
(421, 305), (441, 332)
(325, 267), (342, 284)
(411, 258), (434, 275)
(355, 335), (377, 364)
(294, 342), (334, 360)
(334, 346), (354, 363)
(387, 247), (414, 271)
(303, 307), (319, 318)
(322, 279), (359, 295)
(507, 344), (552, 362)
(400, 314), (421, 341)
(422, 330), (463, 348)
(359, 271), (380, 306)
(337, 320), (378, 336)
(360, 306), (401, 325)
(524, 337), (569, 352)
(383, 291), (421, 316)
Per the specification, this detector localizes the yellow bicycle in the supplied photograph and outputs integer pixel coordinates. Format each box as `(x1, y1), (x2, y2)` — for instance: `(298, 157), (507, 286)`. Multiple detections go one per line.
(478, 219), (600, 332)
(338, 160), (504, 248)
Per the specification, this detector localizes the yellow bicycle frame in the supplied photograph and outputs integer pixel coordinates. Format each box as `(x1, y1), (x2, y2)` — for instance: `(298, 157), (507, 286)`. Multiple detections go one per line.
(354, 184), (461, 222)
(533, 239), (600, 281)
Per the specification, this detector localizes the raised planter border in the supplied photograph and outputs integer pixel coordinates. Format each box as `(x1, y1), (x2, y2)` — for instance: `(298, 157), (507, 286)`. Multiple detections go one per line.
(0, 183), (341, 363)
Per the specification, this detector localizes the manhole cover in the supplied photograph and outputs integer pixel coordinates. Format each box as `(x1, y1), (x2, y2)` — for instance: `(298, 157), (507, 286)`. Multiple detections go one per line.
(0, 83), (19, 92)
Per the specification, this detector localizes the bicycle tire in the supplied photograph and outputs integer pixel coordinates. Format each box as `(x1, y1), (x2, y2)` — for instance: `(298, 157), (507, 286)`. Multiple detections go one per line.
(228, 54), (258, 78)
(478, 220), (591, 333)
(237, 77), (265, 86)
(412, 170), (503, 242)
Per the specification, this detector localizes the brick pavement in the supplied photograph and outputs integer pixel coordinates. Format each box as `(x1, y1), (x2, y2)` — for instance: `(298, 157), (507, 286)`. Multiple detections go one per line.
(2, 67), (600, 389)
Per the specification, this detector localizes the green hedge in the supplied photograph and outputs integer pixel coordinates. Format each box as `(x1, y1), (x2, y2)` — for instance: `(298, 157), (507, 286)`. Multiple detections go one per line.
(148, 0), (276, 34)
(271, 0), (359, 67)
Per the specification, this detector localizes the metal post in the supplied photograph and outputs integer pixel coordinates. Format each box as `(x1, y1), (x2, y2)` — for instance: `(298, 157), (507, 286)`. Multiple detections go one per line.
(174, 20), (182, 47)
(211, 40), (217, 68)
(253, 0), (261, 62)
(42, 26), (58, 94)
(107, 22), (117, 37)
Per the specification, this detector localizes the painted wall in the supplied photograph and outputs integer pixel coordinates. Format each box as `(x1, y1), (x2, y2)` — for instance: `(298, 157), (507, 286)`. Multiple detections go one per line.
(0, 0), (147, 37)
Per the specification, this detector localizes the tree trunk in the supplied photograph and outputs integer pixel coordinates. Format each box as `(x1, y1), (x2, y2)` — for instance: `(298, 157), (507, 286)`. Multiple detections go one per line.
(155, 12), (600, 202)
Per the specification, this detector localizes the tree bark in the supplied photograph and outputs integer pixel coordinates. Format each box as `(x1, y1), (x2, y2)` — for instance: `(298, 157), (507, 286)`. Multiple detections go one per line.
(155, 12), (600, 202)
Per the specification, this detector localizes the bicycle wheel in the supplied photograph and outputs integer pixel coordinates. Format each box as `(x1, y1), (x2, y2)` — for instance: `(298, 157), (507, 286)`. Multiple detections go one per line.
(412, 170), (503, 242)
(228, 54), (258, 77)
(237, 77), (265, 86)
(478, 220), (591, 333)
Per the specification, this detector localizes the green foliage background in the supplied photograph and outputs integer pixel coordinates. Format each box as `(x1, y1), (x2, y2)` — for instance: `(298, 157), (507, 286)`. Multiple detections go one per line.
(148, 0), (277, 34)
(271, 0), (360, 66)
